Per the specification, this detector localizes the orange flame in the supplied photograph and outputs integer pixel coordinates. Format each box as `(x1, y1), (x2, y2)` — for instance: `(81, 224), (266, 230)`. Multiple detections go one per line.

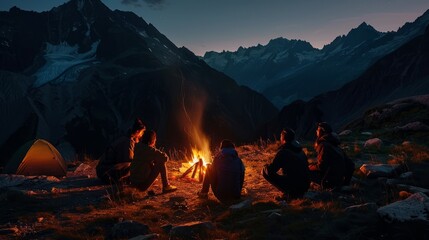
(177, 78), (212, 179)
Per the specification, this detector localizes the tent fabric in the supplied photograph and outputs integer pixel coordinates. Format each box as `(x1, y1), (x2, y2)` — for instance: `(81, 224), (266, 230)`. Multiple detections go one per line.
(4, 139), (67, 177)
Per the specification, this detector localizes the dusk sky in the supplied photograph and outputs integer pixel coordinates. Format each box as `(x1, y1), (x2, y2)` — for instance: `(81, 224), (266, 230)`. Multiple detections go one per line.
(1, 0), (429, 56)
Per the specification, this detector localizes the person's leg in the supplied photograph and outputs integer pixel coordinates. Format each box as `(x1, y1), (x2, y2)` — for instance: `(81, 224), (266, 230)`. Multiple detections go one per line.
(135, 164), (161, 191)
(153, 160), (177, 192)
(152, 159), (169, 187)
(262, 165), (288, 193)
(200, 164), (213, 194)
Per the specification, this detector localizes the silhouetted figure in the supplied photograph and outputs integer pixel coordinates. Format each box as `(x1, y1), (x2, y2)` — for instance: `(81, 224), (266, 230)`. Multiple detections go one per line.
(262, 128), (310, 200)
(198, 140), (245, 203)
(96, 118), (146, 184)
(309, 122), (354, 190)
(131, 130), (177, 193)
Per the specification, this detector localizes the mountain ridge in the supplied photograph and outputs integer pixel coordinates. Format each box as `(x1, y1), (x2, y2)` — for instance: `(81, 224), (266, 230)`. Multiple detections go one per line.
(203, 10), (429, 108)
(0, 0), (278, 164)
(267, 24), (429, 139)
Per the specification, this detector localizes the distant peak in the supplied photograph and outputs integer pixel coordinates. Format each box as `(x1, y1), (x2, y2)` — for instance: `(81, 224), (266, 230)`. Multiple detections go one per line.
(355, 22), (376, 31)
(348, 22), (379, 36)
(358, 22), (369, 27)
(56, 0), (110, 13)
(268, 37), (289, 44)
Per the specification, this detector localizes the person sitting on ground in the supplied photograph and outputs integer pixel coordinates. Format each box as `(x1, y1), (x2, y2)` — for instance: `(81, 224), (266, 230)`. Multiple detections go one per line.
(309, 122), (354, 190)
(198, 139), (245, 203)
(130, 130), (177, 193)
(262, 128), (310, 200)
(96, 118), (146, 184)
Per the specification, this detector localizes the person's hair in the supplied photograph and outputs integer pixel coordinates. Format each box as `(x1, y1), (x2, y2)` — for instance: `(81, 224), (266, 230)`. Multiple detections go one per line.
(220, 139), (235, 149)
(281, 127), (295, 142)
(141, 130), (156, 145)
(317, 122), (332, 134)
(130, 118), (146, 134)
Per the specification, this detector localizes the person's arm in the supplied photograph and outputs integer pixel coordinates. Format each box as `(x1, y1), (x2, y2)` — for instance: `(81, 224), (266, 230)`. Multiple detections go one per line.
(152, 147), (168, 164)
(317, 143), (330, 172)
(266, 150), (285, 175)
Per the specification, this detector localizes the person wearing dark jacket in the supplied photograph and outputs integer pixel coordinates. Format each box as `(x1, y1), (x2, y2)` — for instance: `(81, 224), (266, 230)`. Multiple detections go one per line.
(309, 122), (354, 189)
(96, 118), (146, 184)
(131, 130), (177, 193)
(197, 139), (245, 203)
(262, 128), (310, 200)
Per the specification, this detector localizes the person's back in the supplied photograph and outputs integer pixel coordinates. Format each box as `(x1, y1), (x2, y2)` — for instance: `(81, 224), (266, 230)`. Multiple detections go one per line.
(198, 139), (245, 203)
(96, 118), (146, 184)
(262, 128), (310, 199)
(212, 147), (244, 202)
(315, 132), (345, 189)
(96, 136), (134, 182)
(98, 136), (132, 167)
(276, 141), (310, 191)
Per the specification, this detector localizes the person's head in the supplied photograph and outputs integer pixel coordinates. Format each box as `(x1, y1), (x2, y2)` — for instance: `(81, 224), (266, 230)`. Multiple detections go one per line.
(220, 139), (235, 149)
(141, 130), (157, 147)
(280, 127), (295, 144)
(130, 118), (146, 143)
(316, 122), (332, 138)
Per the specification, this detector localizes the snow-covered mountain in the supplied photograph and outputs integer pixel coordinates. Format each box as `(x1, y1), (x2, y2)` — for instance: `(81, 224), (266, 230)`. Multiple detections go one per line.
(204, 38), (320, 92)
(266, 24), (429, 139)
(203, 10), (429, 108)
(0, 0), (278, 164)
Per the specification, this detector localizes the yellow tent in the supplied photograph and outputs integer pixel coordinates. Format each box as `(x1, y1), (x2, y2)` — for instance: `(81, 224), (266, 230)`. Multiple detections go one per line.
(4, 139), (67, 177)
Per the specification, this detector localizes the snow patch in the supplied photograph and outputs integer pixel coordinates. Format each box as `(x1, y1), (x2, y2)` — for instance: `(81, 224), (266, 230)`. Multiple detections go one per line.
(33, 41), (99, 87)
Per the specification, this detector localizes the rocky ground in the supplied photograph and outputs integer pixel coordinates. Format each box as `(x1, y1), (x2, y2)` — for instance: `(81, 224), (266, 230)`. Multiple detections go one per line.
(1, 136), (429, 240)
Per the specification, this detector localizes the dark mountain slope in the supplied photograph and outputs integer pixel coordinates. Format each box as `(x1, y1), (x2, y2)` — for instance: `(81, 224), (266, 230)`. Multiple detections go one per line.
(0, 0), (278, 163)
(269, 25), (429, 139)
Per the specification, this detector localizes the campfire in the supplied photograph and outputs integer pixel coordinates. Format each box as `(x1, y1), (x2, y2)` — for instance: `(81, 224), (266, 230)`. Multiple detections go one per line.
(177, 93), (212, 182)
(179, 148), (211, 182)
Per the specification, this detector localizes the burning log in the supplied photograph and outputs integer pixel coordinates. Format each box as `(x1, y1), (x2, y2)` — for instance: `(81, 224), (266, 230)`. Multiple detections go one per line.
(180, 158), (206, 182)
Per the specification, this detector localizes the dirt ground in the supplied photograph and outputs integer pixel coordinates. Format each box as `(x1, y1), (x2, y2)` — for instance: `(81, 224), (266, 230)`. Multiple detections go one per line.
(1, 141), (428, 239)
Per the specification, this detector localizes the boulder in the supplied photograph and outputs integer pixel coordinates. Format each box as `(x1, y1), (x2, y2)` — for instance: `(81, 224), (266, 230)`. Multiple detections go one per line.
(169, 221), (214, 239)
(0, 174), (27, 188)
(377, 192), (429, 223)
(396, 184), (429, 195)
(229, 198), (253, 213)
(399, 172), (413, 179)
(359, 164), (403, 178)
(110, 220), (150, 239)
(128, 234), (159, 240)
(363, 138), (382, 149)
(0, 227), (19, 235)
(68, 163), (97, 178)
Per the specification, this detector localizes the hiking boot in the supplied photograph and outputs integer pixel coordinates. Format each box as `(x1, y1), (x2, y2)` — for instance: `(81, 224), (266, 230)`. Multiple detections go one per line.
(162, 185), (177, 193)
(197, 191), (208, 199)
